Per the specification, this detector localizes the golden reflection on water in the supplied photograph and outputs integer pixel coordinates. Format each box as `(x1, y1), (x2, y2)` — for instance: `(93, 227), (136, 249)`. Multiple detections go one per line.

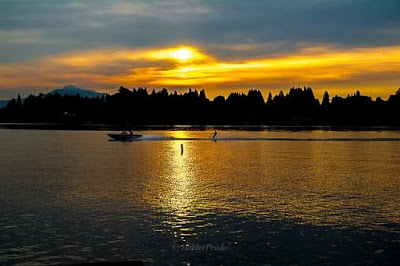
(154, 131), (201, 241)
(12, 130), (397, 234)
(1, 130), (400, 265)
(164, 132), (195, 215)
(137, 131), (400, 234)
(1, 130), (400, 266)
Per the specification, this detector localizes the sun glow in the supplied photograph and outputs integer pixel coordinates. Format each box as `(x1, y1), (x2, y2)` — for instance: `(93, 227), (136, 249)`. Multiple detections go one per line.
(172, 48), (193, 61)
(147, 46), (209, 63)
(2, 44), (400, 99)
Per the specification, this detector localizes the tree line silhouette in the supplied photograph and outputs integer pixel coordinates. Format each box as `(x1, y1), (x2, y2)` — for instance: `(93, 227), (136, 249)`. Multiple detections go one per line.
(1, 86), (400, 126)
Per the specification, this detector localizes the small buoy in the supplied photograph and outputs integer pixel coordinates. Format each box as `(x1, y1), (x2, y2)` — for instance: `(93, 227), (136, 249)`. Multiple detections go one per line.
(180, 144), (184, 155)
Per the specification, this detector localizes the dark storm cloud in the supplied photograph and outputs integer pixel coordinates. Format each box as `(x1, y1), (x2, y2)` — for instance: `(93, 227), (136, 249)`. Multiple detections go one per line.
(0, 0), (399, 62)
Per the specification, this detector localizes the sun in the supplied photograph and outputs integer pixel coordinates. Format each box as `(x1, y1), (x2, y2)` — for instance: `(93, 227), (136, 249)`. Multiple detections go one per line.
(147, 46), (205, 63)
(172, 48), (193, 61)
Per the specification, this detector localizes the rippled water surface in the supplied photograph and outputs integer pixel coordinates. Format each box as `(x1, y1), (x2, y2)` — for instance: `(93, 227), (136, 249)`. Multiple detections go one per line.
(0, 129), (399, 265)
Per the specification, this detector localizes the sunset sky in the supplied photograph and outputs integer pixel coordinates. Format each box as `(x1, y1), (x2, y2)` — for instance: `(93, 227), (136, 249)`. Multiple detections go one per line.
(0, 0), (399, 100)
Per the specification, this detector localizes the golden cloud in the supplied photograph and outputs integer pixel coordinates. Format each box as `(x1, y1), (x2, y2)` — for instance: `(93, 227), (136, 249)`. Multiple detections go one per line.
(1, 44), (400, 98)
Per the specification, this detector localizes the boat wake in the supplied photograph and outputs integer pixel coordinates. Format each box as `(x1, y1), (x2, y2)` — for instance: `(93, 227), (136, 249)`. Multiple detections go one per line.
(138, 135), (174, 141)
(113, 135), (400, 142)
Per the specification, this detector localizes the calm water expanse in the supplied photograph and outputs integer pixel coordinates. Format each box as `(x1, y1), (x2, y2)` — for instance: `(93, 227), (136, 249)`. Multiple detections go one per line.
(0, 129), (399, 265)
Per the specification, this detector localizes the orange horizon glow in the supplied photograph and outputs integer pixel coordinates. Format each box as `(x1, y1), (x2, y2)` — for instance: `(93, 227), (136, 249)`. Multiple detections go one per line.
(0, 44), (399, 100)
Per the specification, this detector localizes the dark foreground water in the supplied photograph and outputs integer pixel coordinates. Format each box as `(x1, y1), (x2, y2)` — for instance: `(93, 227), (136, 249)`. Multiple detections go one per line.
(0, 129), (399, 265)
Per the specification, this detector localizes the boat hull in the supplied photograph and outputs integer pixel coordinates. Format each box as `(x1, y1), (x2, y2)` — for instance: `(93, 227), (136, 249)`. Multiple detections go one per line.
(108, 133), (142, 141)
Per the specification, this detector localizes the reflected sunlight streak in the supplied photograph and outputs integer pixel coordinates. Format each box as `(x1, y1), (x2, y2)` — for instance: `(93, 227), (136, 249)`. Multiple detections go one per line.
(160, 131), (198, 241)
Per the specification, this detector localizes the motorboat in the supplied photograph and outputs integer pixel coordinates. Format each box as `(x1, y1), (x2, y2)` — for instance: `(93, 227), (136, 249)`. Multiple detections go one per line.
(108, 131), (142, 141)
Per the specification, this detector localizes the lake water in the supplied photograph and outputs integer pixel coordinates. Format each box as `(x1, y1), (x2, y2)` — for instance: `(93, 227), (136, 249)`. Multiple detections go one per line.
(0, 129), (399, 265)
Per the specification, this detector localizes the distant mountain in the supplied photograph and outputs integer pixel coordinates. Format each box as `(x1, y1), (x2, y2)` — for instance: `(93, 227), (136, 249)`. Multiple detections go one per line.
(48, 85), (108, 98)
(0, 100), (9, 108)
(0, 85), (107, 109)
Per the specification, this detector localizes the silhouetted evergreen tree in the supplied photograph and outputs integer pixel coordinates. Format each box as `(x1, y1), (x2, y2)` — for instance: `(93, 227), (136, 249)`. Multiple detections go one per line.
(322, 91), (330, 107)
(320, 91), (331, 124)
(387, 89), (400, 124)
